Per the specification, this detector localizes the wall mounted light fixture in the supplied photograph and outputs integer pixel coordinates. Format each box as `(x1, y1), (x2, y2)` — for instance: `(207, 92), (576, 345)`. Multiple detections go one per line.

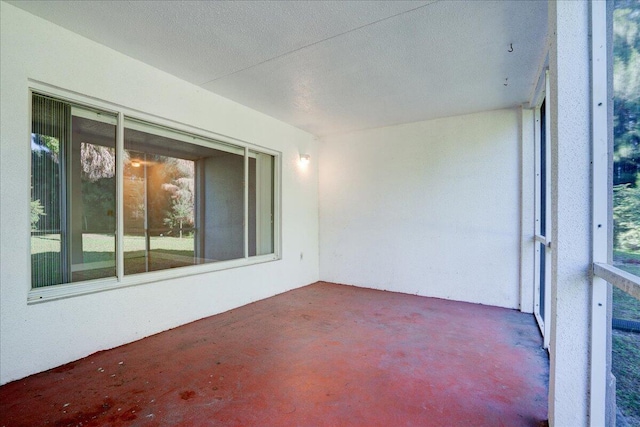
(300, 154), (310, 166)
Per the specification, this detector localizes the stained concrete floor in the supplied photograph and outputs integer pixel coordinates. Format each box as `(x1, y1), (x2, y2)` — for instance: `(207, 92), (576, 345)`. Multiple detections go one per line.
(0, 282), (548, 426)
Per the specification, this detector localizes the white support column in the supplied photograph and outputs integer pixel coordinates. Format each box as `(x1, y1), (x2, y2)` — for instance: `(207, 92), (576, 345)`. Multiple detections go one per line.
(590, 1), (613, 426)
(519, 106), (535, 314)
(548, 1), (592, 425)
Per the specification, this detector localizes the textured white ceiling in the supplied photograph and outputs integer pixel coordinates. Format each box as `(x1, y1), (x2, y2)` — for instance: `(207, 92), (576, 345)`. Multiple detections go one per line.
(9, 0), (548, 137)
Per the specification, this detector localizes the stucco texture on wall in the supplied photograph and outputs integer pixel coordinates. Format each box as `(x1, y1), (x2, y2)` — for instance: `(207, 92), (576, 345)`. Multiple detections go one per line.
(0, 2), (319, 385)
(547, 1), (592, 425)
(319, 109), (521, 309)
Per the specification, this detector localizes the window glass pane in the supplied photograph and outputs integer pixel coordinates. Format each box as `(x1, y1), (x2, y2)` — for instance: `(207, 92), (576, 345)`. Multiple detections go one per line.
(31, 95), (66, 287)
(123, 120), (245, 275)
(70, 112), (117, 282)
(31, 94), (117, 287)
(249, 150), (275, 256)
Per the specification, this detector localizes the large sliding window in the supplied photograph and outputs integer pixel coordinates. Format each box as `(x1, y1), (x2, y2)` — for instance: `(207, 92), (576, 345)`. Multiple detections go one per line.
(30, 92), (278, 296)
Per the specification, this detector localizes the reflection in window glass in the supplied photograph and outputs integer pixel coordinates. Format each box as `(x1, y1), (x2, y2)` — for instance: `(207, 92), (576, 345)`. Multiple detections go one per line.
(249, 150), (275, 257)
(123, 120), (245, 275)
(70, 114), (117, 282)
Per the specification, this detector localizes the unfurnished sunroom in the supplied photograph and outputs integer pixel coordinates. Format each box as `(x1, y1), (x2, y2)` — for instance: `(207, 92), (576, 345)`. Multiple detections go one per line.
(1, 1), (638, 426)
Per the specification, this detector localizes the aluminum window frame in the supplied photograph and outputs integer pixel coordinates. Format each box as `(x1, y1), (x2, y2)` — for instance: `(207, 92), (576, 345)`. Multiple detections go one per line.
(532, 69), (552, 349)
(27, 81), (282, 304)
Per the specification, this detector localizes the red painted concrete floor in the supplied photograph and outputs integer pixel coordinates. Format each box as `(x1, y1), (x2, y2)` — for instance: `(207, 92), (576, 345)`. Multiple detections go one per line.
(0, 282), (548, 426)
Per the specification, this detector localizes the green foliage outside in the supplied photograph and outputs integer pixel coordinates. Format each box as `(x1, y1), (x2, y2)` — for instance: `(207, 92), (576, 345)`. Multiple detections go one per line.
(613, 1), (640, 425)
(613, 0), (640, 269)
(39, 135), (60, 159)
(614, 182), (640, 252)
(613, 2), (640, 188)
(157, 158), (195, 238)
(163, 177), (195, 238)
(613, 330), (640, 426)
(31, 135), (61, 231)
(123, 154), (195, 237)
(30, 198), (45, 231)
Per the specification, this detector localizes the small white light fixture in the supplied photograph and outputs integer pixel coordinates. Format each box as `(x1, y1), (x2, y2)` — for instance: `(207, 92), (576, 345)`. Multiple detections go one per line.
(299, 153), (310, 166)
(131, 161), (141, 168)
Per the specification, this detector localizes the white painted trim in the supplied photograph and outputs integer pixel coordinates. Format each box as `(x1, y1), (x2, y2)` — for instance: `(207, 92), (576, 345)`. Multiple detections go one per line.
(534, 105), (542, 238)
(71, 106), (118, 125)
(116, 112), (125, 280)
(534, 235), (550, 246)
(273, 154), (282, 258)
(532, 72), (551, 349)
(543, 73), (552, 348)
(255, 153), (264, 254)
(544, 72), (551, 239)
(543, 242), (551, 350)
(528, 52), (550, 109)
(594, 263), (640, 300)
(26, 91), (34, 295)
(533, 104), (544, 334)
(27, 80), (281, 158)
(590, 2), (610, 425)
(519, 106), (536, 314)
(533, 244), (544, 333)
(244, 146), (249, 259)
(124, 116), (245, 157)
(28, 253), (279, 304)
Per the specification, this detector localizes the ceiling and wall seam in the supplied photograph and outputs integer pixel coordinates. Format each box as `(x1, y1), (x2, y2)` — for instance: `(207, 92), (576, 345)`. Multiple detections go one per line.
(6, 0), (549, 137)
(198, 1), (440, 86)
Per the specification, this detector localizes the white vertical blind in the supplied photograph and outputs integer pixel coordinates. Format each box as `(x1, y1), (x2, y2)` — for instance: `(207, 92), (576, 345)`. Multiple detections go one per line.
(31, 94), (69, 287)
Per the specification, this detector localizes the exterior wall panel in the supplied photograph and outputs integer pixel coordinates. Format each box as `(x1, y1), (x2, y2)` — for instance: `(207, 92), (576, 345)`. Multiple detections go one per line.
(0, 2), (320, 385)
(319, 109), (521, 309)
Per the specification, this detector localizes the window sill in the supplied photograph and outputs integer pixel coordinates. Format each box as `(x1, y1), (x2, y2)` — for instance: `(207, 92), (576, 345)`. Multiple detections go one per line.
(27, 254), (279, 304)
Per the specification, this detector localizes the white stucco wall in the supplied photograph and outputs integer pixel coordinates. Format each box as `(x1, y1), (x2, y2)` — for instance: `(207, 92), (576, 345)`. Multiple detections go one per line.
(548, 1), (592, 425)
(319, 109), (521, 309)
(0, 2), (319, 385)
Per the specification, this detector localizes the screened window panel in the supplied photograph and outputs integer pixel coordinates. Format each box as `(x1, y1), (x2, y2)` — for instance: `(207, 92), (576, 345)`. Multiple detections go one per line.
(610, 3), (640, 423)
